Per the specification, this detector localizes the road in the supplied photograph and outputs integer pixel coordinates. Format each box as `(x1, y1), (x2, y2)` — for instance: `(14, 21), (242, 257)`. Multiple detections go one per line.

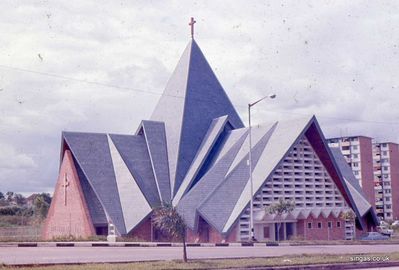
(1, 244), (399, 265)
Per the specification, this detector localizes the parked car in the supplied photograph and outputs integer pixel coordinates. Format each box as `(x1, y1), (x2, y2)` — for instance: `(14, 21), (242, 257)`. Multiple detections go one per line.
(392, 220), (399, 227)
(360, 232), (389, 241)
(376, 225), (393, 236)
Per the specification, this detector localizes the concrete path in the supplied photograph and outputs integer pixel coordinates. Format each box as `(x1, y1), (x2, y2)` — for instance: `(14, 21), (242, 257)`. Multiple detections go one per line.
(1, 244), (399, 265)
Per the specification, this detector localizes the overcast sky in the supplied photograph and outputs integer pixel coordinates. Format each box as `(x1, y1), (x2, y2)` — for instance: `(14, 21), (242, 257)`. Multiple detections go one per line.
(1, 1), (399, 194)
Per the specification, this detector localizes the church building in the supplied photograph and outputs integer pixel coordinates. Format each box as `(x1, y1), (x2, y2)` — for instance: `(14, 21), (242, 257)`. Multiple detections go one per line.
(43, 24), (377, 242)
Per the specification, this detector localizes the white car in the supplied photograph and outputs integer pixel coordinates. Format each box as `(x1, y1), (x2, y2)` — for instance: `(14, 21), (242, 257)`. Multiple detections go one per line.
(392, 220), (399, 227)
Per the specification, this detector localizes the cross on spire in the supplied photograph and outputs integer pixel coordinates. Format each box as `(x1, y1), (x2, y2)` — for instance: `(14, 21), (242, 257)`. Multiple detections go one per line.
(189, 17), (196, 39)
(62, 173), (70, 206)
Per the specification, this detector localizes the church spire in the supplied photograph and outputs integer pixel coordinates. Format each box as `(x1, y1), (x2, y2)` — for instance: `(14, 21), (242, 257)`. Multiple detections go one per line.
(189, 17), (196, 39)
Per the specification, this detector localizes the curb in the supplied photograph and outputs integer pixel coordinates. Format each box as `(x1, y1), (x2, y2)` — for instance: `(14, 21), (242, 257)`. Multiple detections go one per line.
(2, 241), (281, 248)
(4, 241), (399, 248)
(3, 260), (399, 269)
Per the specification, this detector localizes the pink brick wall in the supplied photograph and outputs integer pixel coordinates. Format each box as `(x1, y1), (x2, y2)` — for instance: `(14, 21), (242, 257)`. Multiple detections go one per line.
(297, 215), (345, 240)
(42, 150), (95, 240)
(186, 217), (238, 243)
(129, 217), (152, 241)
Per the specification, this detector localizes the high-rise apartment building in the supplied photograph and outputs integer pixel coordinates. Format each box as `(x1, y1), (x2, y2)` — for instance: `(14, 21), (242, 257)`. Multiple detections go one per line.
(373, 142), (399, 220)
(327, 136), (375, 208)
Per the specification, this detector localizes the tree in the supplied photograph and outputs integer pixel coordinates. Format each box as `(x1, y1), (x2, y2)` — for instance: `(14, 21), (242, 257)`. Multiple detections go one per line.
(267, 198), (295, 242)
(14, 193), (26, 206)
(152, 203), (188, 262)
(340, 209), (356, 240)
(34, 193), (51, 220)
(6, 191), (14, 202)
(0, 191), (4, 200)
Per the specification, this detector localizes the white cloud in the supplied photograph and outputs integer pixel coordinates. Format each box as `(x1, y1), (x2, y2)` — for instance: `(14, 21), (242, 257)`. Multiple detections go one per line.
(0, 0), (399, 193)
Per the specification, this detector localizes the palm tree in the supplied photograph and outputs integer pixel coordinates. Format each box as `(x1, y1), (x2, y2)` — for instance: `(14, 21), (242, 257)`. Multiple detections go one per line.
(267, 198), (295, 242)
(152, 203), (188, 262)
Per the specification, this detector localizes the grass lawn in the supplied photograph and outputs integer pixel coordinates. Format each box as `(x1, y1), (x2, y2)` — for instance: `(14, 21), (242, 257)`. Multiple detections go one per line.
(1, 252), (398, 270)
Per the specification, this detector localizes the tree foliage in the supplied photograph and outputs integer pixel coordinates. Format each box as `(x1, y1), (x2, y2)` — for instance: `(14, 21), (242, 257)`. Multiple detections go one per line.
(152, 203), (188, 262)
(268, 198), (295, 216)
(340, 209), (356, 221)
(34, 193), (51, 220)
(267, 198), (295, 242)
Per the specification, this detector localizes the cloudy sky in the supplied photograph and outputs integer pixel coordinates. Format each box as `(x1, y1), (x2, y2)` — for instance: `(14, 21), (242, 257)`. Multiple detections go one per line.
(1, 1), (399, 194)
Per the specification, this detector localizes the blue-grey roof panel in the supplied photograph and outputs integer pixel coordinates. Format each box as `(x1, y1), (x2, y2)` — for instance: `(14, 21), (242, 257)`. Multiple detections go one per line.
(109, 134), (161, 207)
(198, 127), (274, 232)
(330, 147), (365, 195)
(177, 130), (248, 230)
(142, 120), (171, 203)
(63, 132), (125, 234)
(174, 40), (244, 195)
(150, 41), (192, 195)
(72, 156), (108, 226)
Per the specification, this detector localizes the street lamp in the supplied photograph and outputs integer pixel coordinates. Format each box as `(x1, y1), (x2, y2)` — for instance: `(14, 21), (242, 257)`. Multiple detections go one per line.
(248, 93), (276, 241)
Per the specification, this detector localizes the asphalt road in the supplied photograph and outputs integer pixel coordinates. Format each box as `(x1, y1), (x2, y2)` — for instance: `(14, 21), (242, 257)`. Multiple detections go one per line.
(1, 244), (399, 265)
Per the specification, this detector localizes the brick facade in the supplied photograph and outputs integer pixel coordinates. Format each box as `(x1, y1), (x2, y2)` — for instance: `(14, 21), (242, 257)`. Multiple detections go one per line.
(129, 217), (152, 241)
(297, 215), (345, 241)
(42, 150), (95, 240)
(186, 217), (238, 243)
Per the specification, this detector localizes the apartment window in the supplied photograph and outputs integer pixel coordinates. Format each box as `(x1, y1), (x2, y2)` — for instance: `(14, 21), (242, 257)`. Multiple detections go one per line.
(337, 221), (341, 228)
(352, 145), (358, 150)
(383, 151), (388, 156)
(385, 189), (391, 194)
(385, 197), (391, 202)
(352, 154), (359, 158)
(354, 171), (359, 175)
(352, 162), (359, 167)
(382, 143), (387, 147)
(318, 222), (322, 229)
(328, 221), (332, 228)
(351, 137), (358, 142)
(386, 205), (392, 209)
(383, 166), (388, 170)
(307, 222), (312, 229)
(387, 213), (391, 218)
(342, 146), (350, 151)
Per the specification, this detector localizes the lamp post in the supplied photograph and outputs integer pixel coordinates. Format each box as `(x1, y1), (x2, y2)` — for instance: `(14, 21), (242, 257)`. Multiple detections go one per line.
(248, 93), (276, 241)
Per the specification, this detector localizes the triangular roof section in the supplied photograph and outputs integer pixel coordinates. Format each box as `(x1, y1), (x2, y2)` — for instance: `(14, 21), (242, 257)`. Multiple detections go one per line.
(62, 132), (126, 235)
(222, 116), (365, 234)
(176, 129), (248, 230)
(330, 147), (372, 215)
(107, 136), (152, 233)
(150, 39), (244, 197)
(173, 115), (229, 205)
(109, 134), (161, 208)
(197, 124), (276, 233)
(141, 120), (171, 204)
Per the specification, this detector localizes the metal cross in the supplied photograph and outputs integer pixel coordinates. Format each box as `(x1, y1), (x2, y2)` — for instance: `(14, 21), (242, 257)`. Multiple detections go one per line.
(189, 17), (196, 39)
(62, 173), (70, 206)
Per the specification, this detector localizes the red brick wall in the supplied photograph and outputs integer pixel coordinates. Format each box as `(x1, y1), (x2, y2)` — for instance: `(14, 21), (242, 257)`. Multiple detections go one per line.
(388, 144), (399, 220)
(129, 217), (152, 241)
(359, 137), (376, 208)
(297, 215), (345, 240)
(186, 218), (238, 243)
(42, 150), (95, 240)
